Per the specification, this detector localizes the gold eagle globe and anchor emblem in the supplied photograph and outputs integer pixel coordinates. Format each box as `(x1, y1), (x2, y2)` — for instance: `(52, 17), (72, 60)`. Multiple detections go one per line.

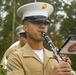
(42, 4), (47, 9)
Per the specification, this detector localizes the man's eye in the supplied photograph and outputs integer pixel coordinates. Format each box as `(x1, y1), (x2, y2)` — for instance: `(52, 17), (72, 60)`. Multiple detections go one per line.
(30, 21), (49, 25)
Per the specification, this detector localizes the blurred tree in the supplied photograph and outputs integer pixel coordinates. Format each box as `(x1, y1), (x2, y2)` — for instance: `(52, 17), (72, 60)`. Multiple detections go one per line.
(59, 17), (76, 39)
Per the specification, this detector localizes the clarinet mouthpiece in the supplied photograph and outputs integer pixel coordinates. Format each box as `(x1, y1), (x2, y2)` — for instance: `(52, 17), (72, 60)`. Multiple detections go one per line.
(41, 32), (47, 37)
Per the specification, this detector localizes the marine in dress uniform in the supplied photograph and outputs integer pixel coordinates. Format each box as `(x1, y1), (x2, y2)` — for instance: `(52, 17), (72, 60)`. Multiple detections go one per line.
(0, 25), (27, 75)
(7, 2), (72, 75)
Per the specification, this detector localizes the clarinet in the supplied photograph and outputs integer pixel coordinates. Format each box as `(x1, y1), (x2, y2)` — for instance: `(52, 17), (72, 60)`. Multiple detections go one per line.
(42, 32), (63, 62)
(42, 32), (76, 75)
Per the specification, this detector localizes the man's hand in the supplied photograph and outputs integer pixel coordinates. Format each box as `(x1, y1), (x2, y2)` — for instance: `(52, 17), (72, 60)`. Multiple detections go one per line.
(53, 54), (72, 65)
(60, 54), (72, 65)
(50, 62), (72, 75)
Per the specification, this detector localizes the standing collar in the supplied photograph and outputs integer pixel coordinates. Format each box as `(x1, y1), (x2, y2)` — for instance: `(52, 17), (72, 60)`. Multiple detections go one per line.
(22, 43), (53, 58)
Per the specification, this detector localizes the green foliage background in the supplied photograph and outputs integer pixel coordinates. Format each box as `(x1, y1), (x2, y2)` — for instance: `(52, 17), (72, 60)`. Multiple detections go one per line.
(0, 0), (76, 74)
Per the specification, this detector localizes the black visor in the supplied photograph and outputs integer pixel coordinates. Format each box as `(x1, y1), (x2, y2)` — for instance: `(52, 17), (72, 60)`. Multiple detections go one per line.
(22, 16), (50, 24)
(20, 32), (27, 38)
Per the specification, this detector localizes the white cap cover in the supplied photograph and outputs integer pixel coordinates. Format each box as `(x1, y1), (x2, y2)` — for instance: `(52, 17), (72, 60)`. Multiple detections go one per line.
(16, 25), (25, 35)
(17, 2), (54, 20)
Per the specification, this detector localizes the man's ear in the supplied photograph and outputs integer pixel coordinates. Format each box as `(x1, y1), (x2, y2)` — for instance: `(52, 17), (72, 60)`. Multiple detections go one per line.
(23, 25), (28, 32)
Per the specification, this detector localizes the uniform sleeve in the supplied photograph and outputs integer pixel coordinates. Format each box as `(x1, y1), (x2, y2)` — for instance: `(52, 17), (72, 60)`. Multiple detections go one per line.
(7, 53), (24, 75)
(0, 48), (11, 65)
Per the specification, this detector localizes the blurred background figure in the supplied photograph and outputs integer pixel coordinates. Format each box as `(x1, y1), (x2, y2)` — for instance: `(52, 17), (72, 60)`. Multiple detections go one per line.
(0, 25), (27, 75)
(9, 41), (20, 48)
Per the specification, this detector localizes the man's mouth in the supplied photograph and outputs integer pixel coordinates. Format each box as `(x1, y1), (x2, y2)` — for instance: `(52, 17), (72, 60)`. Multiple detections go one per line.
(38, 30), (45, 33)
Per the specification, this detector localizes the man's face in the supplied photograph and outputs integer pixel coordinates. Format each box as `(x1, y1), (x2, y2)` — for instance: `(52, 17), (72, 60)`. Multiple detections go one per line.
(19, 36), (27, 46)
(24, 21), (48, 41)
